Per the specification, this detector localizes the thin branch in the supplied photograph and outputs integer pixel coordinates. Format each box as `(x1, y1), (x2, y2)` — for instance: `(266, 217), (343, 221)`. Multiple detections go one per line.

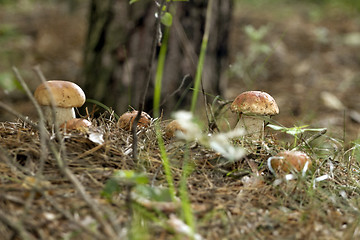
(131, 107), (142, 162)
(0, 101), (37, 128)
(13, 66), (49, 176)
(50, 143), (118, 239)
(159, 74), (190, 109)
(0, 208), (36, 240)
(201, 78), (212, 132)
(132, 0), (166, 162)
(292, 128), (327, 151)
(33, 66), (63, 142)
(139, 0), (164, 110)
(12, 67), (45, 125)
(0, 145), (30, 177)
(43, 193), (106, 240)
(12, 67), (120, 238)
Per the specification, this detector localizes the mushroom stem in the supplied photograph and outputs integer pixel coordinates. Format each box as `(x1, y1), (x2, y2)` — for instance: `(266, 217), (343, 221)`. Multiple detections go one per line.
(42, 106), (75, 128)
(236, 115), (264, 139)
(267, 156), (283, 175)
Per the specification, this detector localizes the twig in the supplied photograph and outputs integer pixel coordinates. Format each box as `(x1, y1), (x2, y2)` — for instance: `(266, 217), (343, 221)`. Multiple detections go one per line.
(292, 128), (327, 151)
(140, 0), (164, 110)
(13, 67), (49, 176)
(0, 101), (37, 128)
(33, 66), (63, 141)
(12, 67), (45, 126)
(209, 98), (232, 132)
(12, 67), (54, 230)
(131, 107), (142, 162)
(0, 145), (30, 177)
(158, 74), (190, 110)
(173, 16), (198, 73)
(12, 67), (120, 238)
(0, 208), (36, 240)
(50, 143), (118, 239)
(201, 78), (212, 132)
(133, 0), (166, 162)
(43, 193), (106, 240)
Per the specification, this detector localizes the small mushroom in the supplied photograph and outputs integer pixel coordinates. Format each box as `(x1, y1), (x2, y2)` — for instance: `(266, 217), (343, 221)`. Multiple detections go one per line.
(230, 91), (279, 139)
(34, 80), (86, 127)
(117, 110), (151, 131)
(59, 118), (92, 132)
(268, 150), (312, 174)
(164, 120), (186, 139)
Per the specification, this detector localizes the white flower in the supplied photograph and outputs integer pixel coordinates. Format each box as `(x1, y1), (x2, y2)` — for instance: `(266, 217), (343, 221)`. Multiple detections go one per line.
(209, 134), (246, 162)
(172, 111), (245, 161)
(173, 111), (203, 141)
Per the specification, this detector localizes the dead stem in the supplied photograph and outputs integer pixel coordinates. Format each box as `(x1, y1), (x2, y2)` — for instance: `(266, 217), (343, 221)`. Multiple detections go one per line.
(0, 208), (36, 240)
(13, 67), (49, 176)
(0, 101), (37, 128)
(43, 192), (106, 240)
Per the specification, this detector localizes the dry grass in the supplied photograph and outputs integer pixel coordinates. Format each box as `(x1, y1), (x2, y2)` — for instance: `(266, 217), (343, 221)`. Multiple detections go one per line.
(0, 1), (360, 239)
(0, 112), (359, 239)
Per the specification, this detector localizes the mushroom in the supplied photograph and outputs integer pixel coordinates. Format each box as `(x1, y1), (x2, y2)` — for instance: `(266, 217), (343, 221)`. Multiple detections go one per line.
(268, 150), (312, 174)
(117, 110), (151, 131)
(34, 80), (86, 127)
(230, 91), (279, 139)
(59, 118), (92, 132)
(164, 120), (186, 139)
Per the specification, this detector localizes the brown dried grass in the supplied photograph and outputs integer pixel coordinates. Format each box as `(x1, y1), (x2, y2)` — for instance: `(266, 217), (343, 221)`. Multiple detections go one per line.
(0, 115), (359, 240)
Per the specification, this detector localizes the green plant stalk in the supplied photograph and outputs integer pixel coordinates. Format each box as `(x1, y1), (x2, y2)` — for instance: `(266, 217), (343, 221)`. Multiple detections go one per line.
(128, 205), (150, 240)
(190, 0), (213, 113)
(155, 123), (176, 201)
(152, 6), (195, 232)
(151, 17), (175, 200)
(153, 26), (170, 118)
(180, 143), (195, 231)
(293, 134), (298, 148)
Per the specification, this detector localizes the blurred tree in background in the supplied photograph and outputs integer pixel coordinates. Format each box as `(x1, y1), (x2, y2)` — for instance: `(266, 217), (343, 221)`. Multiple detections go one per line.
(82, 0), (232, 116)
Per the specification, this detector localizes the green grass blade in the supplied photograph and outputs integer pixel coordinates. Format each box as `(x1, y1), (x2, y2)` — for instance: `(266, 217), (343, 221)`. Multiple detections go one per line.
(155, 122), (176, 201)
(86, 98), (120, 120)
(190, 0), (214, 113)
(153, 27), (170, 118)
(180, 144), (195, 230)
(152, 20), (175, 200)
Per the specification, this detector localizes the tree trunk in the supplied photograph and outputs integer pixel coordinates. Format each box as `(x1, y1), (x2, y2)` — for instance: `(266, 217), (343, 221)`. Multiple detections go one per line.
(83, 0), (232, 117)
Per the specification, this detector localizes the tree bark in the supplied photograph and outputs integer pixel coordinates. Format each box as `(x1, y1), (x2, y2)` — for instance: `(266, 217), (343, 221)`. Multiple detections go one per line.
(83, 0), (233, 116)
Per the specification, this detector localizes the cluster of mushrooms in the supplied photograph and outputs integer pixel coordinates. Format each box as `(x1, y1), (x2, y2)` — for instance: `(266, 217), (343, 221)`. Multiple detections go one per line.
(34, 80), (91, 130)
(229, 90), (311, 175)
(34, 81), (311, 176)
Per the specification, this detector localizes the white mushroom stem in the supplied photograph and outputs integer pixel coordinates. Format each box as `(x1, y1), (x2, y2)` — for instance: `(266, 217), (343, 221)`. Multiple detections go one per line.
(42, 106), (76, 128)
(267, 156), (283, 175)
(235, 115), (264, 139)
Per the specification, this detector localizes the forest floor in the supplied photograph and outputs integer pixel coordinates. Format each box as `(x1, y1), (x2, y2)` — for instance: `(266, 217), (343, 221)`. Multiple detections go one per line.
(0, 1), (360, 240)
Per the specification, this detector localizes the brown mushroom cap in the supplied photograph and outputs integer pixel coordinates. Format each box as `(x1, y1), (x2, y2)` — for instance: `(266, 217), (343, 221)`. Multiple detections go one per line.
(34, 80), (86, 108)
(59, 118), (92, 131)
(271, 150), (311, 173)
(231, 91), (279, 115)
(117, 110), (151, 131)
(164, 120), (186, 139)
